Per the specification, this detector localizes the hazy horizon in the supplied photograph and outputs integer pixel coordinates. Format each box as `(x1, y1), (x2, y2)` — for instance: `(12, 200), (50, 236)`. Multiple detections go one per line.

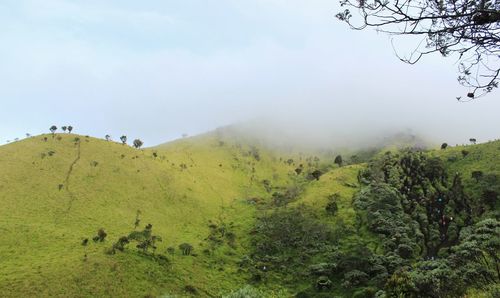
(1, 0), (500, 147)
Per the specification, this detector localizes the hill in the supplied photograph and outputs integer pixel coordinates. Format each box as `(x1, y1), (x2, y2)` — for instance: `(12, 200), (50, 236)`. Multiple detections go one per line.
(0, 132), (348, 297)
(0, 132), (498, 297)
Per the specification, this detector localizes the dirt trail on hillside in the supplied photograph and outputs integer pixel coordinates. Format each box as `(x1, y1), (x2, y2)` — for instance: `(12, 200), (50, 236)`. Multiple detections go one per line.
(63, 141), (81, 212)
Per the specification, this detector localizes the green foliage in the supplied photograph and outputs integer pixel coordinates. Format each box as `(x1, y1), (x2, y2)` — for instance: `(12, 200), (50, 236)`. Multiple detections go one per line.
(179, 243), (193, 255)
(309, 169), (323, 181)
(128, 224), (162, 253)
(1, 133), (499, 297)
(108, 236), (130, 254)
(205, 220), (236, 249)
(223, 285), (263, 298)
(471, 170), (484, 181)
(184, 285), (197, 295)
(271, 185), (301, 206)
(249, 206), (336, 279)
(325, 194), (339, 216)
(334, 155), (343, 167)
(93, 228), (107, 242)
(353, 148), (500, 297)
(133, 139), (143, 149)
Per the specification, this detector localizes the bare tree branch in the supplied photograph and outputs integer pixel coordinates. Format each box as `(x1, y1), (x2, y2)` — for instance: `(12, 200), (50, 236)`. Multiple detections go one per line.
(337, 0), (500, 99)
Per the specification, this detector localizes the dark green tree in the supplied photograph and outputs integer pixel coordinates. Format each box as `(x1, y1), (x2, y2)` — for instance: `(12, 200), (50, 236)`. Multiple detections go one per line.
(334, 155), (343, 167)
(133, 139), (143, 149)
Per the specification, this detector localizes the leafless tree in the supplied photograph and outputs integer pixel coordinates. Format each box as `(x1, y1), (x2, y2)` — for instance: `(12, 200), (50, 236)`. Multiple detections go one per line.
(337, 0), (500, 99)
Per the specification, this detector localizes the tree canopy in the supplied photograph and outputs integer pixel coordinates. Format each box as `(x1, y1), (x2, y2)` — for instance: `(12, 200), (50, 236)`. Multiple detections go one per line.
(336, 0), (500, 99)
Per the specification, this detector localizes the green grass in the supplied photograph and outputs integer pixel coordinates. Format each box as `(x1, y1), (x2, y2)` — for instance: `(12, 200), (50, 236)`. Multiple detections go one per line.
(0, 132), (341, 297)
(0, 133), (498, 297)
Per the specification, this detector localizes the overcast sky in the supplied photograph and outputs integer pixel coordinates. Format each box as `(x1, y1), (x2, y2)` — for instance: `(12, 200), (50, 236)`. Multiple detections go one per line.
(1, 0), (499, 147)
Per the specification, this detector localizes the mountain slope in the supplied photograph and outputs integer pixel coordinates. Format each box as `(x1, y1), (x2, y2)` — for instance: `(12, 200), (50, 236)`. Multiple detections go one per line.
(0, 133), (498, 297)
(0, 132), (347, 297)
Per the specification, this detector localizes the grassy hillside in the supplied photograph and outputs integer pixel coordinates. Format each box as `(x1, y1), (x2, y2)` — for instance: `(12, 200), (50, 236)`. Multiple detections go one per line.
(0, 132), (354, 297)
(0, 133), (498, 297)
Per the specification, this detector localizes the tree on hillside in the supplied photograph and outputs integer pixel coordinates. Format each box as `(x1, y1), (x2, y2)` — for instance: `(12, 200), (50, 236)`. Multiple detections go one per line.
(49, 125), (57, 135)
(336, 0), (500, 99)
(133, 139), (143, 149)
(469, 138), (477, 144)
(67, 126), (73, 133)
(441, 143), (448, 150)
(105, 134), (111, 141)
(62, 126), (67, 132)
(335, 155), (343, 167)
(120, 135), (127, 145)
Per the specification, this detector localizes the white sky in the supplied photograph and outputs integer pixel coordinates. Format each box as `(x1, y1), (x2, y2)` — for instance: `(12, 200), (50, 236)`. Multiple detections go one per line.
(1, 0), (499, 146)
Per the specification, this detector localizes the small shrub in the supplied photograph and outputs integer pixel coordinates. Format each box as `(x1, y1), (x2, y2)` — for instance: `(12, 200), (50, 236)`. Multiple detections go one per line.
(334, 155), (343, 167)
(111, 236), (130, 253)
(316, 276), (333, 291)
(342, 270), (369, 287)
(166, 246), (175, 255)
(325, 194), (339, 216)
(179, 243), (193, 255)
(353, 287), (377, 298)
(93, 228), (107, 242)
(184, 285), (197, 295)
(471, 170), (483, 182)
(309, 170), (323, 181)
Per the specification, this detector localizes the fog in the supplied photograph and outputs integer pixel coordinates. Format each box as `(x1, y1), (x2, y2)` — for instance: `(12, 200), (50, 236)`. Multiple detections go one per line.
(1, 0), (499, 148)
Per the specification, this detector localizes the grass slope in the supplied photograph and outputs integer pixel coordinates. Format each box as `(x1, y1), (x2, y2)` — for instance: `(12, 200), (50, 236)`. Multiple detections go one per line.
(0, 132), (352, 297)
(0, 133), (497, 297)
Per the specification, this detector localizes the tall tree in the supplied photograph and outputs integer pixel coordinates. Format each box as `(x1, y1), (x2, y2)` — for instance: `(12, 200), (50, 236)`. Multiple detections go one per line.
(49, 125), (57, 135)
(105, 134), (111, 141)
(61, 126), (67, 132)
(67, 126), (73, 133)
(336, 0), (500, 99)
(120, 135), (127, 145)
